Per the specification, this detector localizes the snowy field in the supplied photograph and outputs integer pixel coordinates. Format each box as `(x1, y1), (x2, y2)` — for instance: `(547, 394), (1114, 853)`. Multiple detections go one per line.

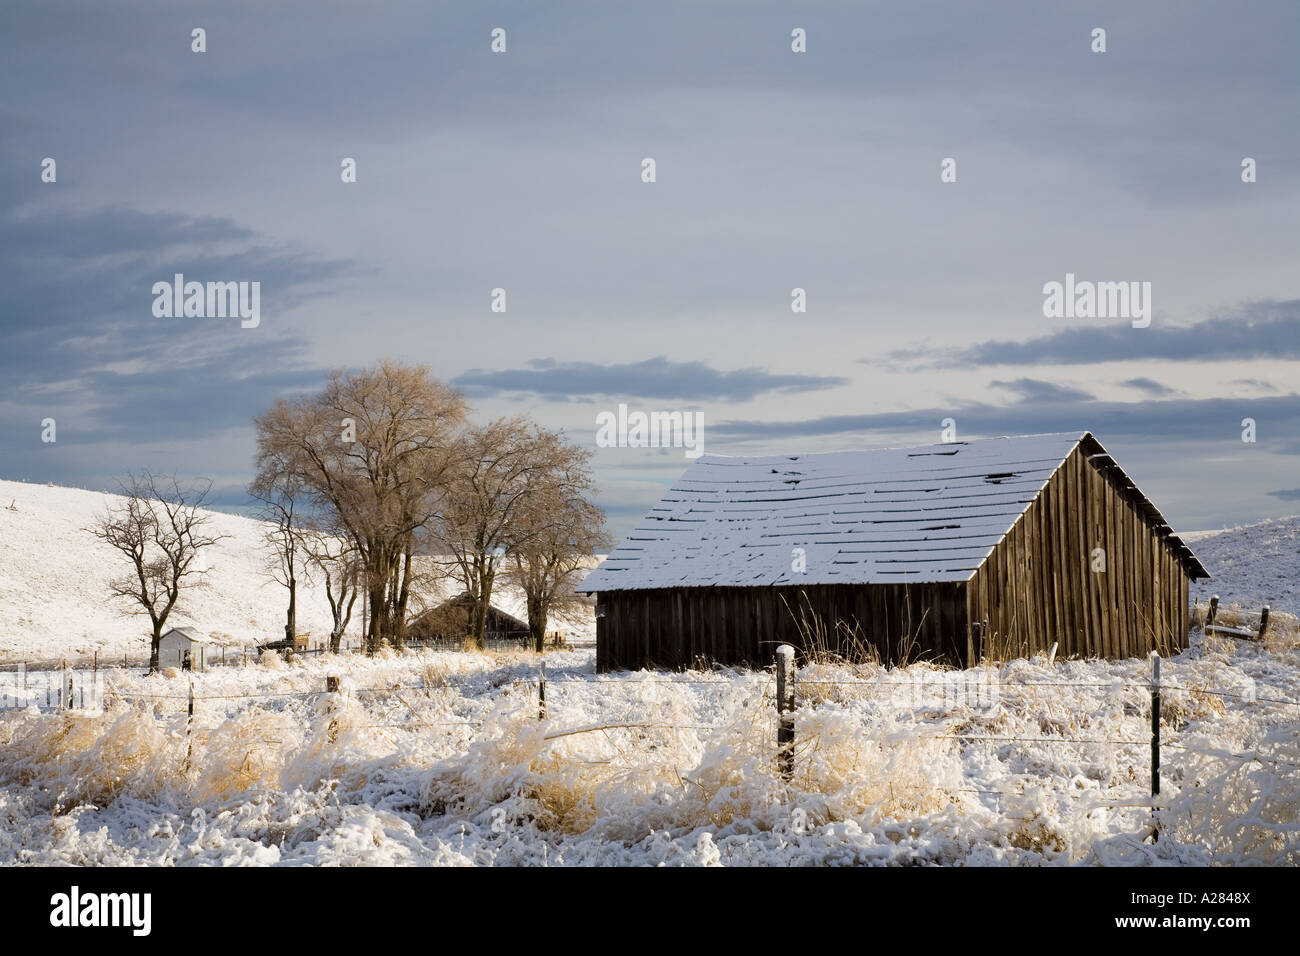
(0, 481), (1297, 865)
(0, 633), (1296, 865)
(1186, 515), (1300, 619)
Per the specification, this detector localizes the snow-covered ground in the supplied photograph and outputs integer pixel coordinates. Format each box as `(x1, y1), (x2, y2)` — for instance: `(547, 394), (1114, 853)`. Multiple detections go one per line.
(0, 478), (592, 664)
(1186, 516), (1300, 618)
(0, 633), (1296, 865)
(0, 481), (1296, 865)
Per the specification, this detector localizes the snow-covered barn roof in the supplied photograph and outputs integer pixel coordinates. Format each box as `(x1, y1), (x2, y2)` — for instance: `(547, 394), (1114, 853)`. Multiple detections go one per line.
(578, 431), (1207, 592)
(412, 593), (530, 632)
(160, 626), (206, 643)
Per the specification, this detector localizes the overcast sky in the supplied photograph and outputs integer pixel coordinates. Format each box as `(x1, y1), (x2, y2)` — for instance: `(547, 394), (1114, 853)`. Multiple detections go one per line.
(1, 0), (1297, 540)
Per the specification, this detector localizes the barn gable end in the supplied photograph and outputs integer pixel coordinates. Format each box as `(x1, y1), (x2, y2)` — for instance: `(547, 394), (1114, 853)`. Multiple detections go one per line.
(581, 432), (1206, 671)
(967, 434), (1203, 661)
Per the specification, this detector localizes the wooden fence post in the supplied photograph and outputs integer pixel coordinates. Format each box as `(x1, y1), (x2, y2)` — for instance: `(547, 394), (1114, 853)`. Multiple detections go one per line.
(183, 679), (196, 771)
(776, 644), (795, 781)
(1150, 651), (1160, 843)
(1206, 595), (1219, 628)
(538, 662), (547, 720)
(1258, 605), (1270, 639)
(325, 675), (341, 741)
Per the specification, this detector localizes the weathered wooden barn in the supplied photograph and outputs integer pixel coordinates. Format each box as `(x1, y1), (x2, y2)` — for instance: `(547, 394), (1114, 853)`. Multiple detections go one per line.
(407, 593), (531, 646)
(577, 432), (1208, 670)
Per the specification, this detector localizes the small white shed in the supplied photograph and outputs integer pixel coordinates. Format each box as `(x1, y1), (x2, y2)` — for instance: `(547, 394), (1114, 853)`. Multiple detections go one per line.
(158, 627), (211, 671)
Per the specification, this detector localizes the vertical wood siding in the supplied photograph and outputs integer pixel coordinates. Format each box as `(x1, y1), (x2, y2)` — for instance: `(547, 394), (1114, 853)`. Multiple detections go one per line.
(965, 444), (1189, 660)
(597, 582), (967, 671)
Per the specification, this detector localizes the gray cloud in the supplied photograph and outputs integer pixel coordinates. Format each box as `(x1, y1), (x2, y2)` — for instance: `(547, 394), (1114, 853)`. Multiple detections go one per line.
(1121, 378), (1180, 398)
(1267, 489), (1300, 501)
(1232, 379), (1278, 392)
(0, 194), (351, 388)
(887, 300), (1300, 368)
(991, 378), (1094, 403)
(0, 192), (353, 490)
(711, 394), (1300, 446)
(452, 356), (849, 402)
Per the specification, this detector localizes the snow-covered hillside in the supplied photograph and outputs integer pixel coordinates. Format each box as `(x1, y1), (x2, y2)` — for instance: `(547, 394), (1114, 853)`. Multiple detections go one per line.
(0, 479), (592, 664)
(1, 476), (1291, 667)
(1186, 516), (1300, 617)
(0, 475), (1290, 664)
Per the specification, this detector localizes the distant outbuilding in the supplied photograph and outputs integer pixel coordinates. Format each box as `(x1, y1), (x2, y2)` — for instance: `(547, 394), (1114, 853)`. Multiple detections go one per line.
(578, 432), (1209, 670)
(407, 593), (531, 646)
(158, 626), (211, 671)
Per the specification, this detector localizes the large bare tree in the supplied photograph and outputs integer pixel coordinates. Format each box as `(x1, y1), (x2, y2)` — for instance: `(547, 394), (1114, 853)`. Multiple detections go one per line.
(87, 472), (227, 672)
(506, 480), (608, 652)
(254, 361), (467, 652)
(437, 419), (590, 650)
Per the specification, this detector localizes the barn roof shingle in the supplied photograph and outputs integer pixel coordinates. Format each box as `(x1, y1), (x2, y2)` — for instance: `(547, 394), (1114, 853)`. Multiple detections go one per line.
(578, 431), (1207, 592)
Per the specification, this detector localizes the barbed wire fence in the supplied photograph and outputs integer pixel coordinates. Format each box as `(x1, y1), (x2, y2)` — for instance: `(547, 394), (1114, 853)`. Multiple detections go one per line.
(5, 641), (1298, 854)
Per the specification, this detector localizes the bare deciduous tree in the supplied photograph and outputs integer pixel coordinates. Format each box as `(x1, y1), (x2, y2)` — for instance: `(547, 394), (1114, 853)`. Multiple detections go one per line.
(250, 456), (306, 645)
(437, 420), (588, 650)
(254, 361), (467, 652)
(507, 486), (608, 653)
(87, 472), (227, 673)
(300, 523), (361, 653)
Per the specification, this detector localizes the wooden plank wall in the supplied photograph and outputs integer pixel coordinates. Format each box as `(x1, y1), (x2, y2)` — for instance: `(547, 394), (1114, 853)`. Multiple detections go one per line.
(965, 445), (1190, 660)
(596, 582), (967, 671)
